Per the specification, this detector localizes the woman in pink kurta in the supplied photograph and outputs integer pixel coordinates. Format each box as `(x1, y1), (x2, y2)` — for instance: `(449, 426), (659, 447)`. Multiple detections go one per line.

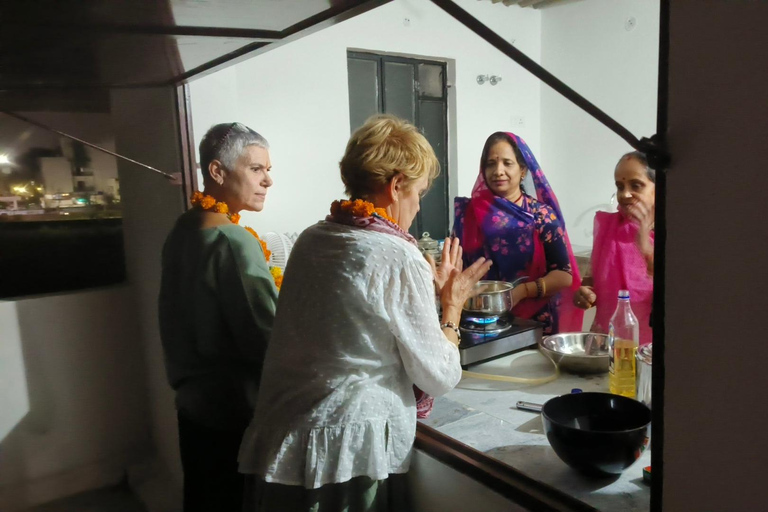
(574, 152), (655, 345)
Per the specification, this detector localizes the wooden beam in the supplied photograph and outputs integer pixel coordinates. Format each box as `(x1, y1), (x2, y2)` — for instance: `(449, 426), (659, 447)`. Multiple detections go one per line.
(416, 424), (598, 512)
(534, 0), (578, 8)
(0, 22), (283, 40)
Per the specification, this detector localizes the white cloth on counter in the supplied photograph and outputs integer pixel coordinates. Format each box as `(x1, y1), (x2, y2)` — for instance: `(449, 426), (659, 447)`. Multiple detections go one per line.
(238, 221), (462, 488)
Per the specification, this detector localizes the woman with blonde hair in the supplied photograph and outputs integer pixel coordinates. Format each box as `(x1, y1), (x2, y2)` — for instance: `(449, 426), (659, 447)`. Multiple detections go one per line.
(239, 115), (491, 511)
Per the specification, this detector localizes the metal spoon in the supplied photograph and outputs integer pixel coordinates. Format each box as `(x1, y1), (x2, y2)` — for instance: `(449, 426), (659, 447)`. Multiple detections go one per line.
(516, 401), (543, 413)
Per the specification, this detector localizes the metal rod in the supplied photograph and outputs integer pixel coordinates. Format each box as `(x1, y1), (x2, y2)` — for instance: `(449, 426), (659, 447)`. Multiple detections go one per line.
(0, 22), (283, 40)
(516, 401), (543, 413)
(429, 0), (663, 158)
(2, 111), (177, 181)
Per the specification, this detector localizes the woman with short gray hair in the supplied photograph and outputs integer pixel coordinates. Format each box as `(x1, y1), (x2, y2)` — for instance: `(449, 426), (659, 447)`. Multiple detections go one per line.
(158, 122), (278, 512)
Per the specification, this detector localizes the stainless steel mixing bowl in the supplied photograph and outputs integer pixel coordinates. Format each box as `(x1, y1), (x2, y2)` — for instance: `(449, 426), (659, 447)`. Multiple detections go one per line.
(539, 332), (610, 374)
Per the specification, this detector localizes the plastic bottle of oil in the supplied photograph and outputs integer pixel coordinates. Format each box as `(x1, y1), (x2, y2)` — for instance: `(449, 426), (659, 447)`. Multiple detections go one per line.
(608, 289), (639, 398)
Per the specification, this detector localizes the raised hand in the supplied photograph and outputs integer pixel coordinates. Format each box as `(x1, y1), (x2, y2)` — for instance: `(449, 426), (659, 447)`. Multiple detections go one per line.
(428, 236), (463, 293)
(626, 198), (654, 267)
(439, 256), (493, 316)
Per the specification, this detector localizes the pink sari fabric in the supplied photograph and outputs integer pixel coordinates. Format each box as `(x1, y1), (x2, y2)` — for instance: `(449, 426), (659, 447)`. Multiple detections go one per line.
(456, 132), (583, 333)
(326, 209), (435, 419)
(590, 211), (654, 345)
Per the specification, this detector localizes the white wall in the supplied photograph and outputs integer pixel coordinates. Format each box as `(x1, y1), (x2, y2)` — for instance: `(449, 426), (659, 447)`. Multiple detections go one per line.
(0, 302), (28, 442)
(39, 150), (118, 197)
(110, 87), (186, 512)
(0, 287), (150, 511)
(40, 157), (73, 194)
(86, 146), (119, 194)
(664, 2), (768, 510)
(539, 0), (660, 249)
(189, 0), (542, 235)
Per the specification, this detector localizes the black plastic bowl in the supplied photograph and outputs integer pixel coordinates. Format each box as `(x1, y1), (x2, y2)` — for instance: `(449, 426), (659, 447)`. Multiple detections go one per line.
(541, 392), (651, 476)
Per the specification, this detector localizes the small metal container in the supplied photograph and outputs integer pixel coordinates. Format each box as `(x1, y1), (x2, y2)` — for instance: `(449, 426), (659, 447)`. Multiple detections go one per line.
(462, 280), (515, 316)
(636, 343), (652, 409)
(539, 332), (610, 374)
(417, 232), (441, 264)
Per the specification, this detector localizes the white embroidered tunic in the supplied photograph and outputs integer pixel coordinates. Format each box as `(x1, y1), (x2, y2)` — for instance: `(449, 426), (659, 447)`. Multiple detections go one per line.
(238, 221), (462, 488)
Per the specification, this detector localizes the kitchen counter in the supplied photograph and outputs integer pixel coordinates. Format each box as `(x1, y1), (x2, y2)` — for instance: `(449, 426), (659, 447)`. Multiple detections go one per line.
(419, 349), (650, 512)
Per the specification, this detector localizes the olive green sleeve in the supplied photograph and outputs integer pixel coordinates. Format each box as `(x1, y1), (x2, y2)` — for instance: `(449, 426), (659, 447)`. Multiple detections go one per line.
(216, 228), (278, 370)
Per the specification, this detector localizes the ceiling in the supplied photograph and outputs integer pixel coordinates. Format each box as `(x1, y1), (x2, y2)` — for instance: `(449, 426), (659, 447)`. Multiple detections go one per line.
(0, 0), (383, 111)
(0, 0), (576, 113)
(484, 0), (574, 8)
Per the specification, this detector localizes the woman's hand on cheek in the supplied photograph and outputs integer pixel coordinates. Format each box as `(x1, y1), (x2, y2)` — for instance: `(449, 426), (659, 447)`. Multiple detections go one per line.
(628, 199), (654, 257)
(627, 199), (653, 230)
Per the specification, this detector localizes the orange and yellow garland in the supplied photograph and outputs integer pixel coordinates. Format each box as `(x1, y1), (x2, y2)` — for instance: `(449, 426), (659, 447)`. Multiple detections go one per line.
(330, 199), (397, 224)
(191, 191), (282, 290)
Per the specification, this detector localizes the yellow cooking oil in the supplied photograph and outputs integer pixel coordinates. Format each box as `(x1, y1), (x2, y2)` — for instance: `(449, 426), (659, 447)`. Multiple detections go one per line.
(609, 338), (638, 398)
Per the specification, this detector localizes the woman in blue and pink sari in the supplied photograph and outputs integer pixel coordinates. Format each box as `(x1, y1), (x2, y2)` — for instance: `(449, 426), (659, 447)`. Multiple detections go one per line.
(453, 132), (583, 335)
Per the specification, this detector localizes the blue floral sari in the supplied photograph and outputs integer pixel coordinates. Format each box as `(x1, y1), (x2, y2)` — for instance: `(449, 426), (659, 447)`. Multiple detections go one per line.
(453, 132), (582, 334)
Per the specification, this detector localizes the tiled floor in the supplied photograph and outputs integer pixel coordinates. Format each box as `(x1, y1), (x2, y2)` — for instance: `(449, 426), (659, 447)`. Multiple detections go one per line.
(23, 485), (146, 512)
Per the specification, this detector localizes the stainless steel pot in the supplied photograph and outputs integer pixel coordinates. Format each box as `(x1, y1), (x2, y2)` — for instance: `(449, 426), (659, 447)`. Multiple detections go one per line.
(462, 278), (526, 316)
(636, 343), (652, 409)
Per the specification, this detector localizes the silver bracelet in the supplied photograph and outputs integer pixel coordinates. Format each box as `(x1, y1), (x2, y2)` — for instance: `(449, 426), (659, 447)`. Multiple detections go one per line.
(440, 321), (462, 343)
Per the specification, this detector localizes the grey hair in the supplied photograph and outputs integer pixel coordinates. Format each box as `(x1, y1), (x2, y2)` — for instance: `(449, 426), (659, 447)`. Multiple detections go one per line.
(199, 122), (269, 183)
(617, 151), (656, 183)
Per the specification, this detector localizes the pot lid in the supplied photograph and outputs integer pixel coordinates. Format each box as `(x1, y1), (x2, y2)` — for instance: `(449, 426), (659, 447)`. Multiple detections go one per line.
(417, 232), (439, 251)
(637, 343), (653, 365)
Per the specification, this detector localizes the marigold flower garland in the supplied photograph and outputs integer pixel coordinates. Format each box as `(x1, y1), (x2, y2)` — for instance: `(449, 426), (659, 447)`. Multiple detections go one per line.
(191, 191), (282, 290)
(330, 198), (397, 224)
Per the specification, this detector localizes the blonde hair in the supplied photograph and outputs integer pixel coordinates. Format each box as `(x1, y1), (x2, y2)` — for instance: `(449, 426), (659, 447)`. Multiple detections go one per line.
(340, 114), (440, 199)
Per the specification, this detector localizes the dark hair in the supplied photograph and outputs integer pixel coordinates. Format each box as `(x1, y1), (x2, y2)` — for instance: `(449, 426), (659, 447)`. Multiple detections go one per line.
(481, 132), (526, 171)
(199, 122), (269, 185)
(480, 132), (527, 192)
(617, 151), (656, 183)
